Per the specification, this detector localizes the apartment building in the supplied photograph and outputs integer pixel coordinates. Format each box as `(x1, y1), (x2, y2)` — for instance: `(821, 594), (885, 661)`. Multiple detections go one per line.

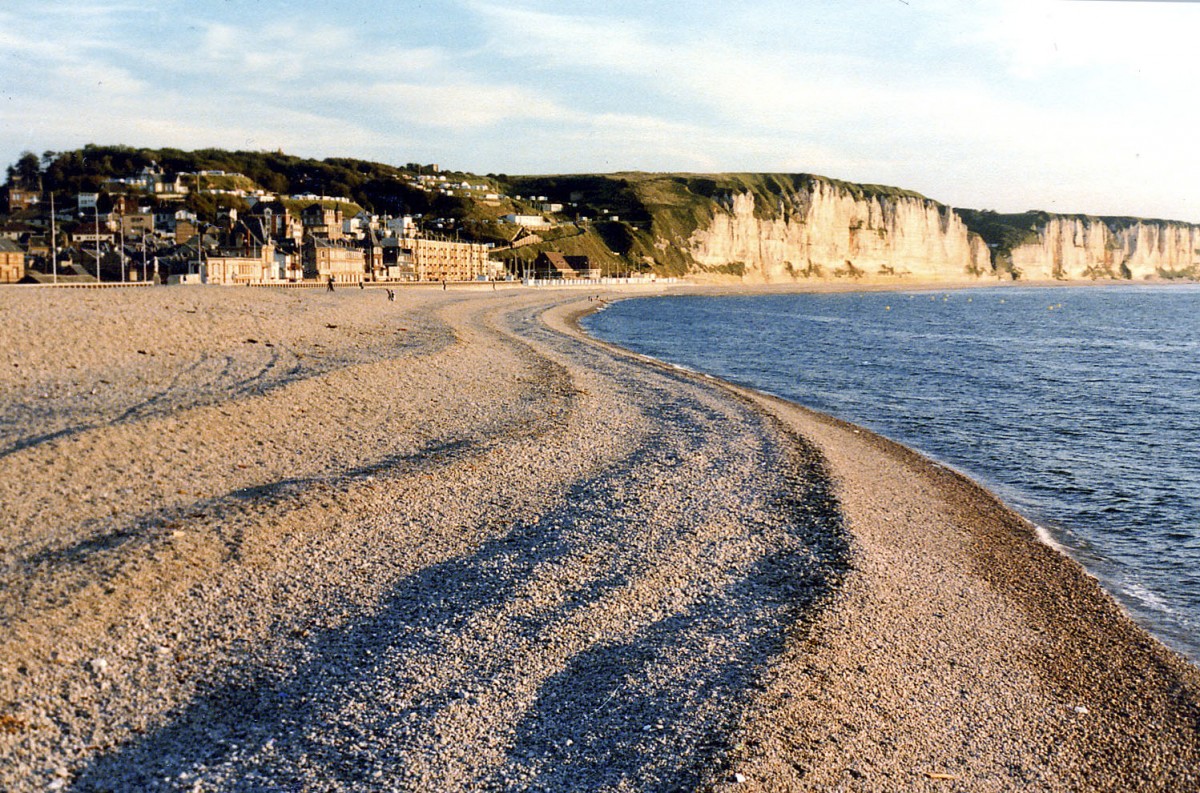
(400, 235), (490, 281)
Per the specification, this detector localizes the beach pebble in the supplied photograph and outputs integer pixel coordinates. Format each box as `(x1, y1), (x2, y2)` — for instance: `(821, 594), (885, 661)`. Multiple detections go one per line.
(3, 286), (1199, 793)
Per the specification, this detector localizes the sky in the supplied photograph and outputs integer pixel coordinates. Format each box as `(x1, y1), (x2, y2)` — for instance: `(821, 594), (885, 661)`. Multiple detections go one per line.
(2, 0), (1198, 221)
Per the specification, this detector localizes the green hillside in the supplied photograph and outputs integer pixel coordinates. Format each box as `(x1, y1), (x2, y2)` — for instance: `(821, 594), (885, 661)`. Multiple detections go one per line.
(15, 144), (467, 219)
(501, 172), (934, 276)
(4, 147), (959, 275)
(12, 146), (1195, 279)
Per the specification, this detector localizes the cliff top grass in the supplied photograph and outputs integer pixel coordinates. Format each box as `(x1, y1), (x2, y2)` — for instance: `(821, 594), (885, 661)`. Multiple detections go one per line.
(614, 172), (934, 220)
(504, 171), (931, 212)
(497, 171), (945, 276)
(503, 171), (933, 235)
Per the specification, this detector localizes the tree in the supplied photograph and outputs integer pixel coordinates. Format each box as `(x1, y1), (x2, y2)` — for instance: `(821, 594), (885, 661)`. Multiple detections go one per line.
(5, 151), (41, 187)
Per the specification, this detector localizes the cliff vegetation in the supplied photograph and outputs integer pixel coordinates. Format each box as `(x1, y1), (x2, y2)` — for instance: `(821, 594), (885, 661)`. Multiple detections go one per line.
(6, 146), (1200, 283)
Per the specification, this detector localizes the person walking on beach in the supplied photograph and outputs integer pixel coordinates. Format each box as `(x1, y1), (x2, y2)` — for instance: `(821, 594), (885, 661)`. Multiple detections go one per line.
(327, 275), (335, 292)
(386, 288), (395, 302)
(442, 279), (447, 291)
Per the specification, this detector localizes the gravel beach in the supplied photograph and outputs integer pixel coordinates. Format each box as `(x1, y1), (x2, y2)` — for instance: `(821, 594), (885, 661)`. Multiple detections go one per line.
(1, 284), (1197, 791)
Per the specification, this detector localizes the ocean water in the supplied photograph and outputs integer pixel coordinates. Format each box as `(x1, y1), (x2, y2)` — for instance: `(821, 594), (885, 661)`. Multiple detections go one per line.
(583, 285), (1200, 664)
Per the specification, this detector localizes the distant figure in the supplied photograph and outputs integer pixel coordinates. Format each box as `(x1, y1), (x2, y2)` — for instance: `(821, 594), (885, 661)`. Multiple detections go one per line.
(442, 279), (447, 291)
(327, 275), (335, 292)
(359, 280), (364, 290)
(386, 288), (395, 302)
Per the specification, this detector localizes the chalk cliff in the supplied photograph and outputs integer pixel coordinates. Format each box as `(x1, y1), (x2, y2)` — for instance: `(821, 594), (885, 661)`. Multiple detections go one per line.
(1007, 216), (1200, 281)
(687, 183), (991, 282)
(684, 186), (1200, 283)
(501, 172), (1200, 283)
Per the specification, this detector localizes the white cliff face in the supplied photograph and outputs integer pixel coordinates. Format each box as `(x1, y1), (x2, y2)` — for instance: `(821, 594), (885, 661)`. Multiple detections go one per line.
(1006, 217), (1200, 281)
(686, 184), (991, 282)
(680, 181), (1200, 283)
(1113, 222), (1200, 279)
(1009, 218), (1113, 280)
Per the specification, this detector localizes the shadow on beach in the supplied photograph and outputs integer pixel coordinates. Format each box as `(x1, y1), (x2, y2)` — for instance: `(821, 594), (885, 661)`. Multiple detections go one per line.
(68, 319), (854, 787)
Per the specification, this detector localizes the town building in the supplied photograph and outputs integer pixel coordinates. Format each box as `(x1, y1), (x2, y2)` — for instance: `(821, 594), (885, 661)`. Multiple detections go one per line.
(244, 200), (302, 243)
(304, 237), (365, 283)
(5, 186), (41, 212)
(0, 238), (26, 283)
(362, 229), (385, 280)
(501, 214), (552, 229)
(387, 215), (417, 236)
(531, 252), (599, 279)
(301, 203), (344, 240)
(202, 243), (278, 285)
(0, 221), (35, 242)
(398, 235), (491, 281)
(175, 220), (200, 245)
(121, 213), (155, 236)
(378, 237), (417, 281)
(23, 234), (50, 258)
(70, 230), (115, 246)
(148, 169), (191, 197)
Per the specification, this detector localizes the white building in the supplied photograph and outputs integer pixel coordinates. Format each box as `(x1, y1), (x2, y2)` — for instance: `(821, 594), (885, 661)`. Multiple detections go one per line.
(387, 215), (417, 235)
(501, 214), (551, 228)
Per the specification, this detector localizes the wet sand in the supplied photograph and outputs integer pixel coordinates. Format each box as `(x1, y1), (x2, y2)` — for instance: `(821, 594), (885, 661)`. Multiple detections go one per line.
(0, 283), (1196, 791)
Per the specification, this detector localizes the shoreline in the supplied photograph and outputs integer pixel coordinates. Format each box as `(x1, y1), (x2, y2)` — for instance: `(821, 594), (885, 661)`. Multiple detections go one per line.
(566, 289), (1200, 787)
(570, 290), (1200, 666)
(725, 386), (1200, 789)
(1, 284), (1197, 790)
(580, 281), (1200, 668)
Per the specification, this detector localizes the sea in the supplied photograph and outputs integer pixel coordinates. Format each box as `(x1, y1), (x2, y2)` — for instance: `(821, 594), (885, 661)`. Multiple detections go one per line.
(582, 284), (1200, 665)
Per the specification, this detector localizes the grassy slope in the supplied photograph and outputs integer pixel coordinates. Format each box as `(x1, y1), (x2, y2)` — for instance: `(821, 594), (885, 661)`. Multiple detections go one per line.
(499, 172), (936, 277)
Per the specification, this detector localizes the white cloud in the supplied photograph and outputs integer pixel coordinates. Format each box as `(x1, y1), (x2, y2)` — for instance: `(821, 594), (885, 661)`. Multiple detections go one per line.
(361, 81), (569, 127)
(2, 1), (1199, 220)
(468, 2), (654, 75)
(5, 87), (397, 162)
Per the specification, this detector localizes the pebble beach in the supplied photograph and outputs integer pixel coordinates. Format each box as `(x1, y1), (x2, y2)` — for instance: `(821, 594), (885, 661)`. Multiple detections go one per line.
(1, 283), (1197, 791)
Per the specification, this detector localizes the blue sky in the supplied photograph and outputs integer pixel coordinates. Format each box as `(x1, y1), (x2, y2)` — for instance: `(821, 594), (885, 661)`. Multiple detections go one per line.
(2, 1), (1198, 220)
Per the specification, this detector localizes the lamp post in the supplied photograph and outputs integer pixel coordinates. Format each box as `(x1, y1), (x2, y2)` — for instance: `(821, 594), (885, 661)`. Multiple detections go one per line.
(49, 189), (57, 284)
(118, 204), (126, 282)
(93, 202), (101, 282)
